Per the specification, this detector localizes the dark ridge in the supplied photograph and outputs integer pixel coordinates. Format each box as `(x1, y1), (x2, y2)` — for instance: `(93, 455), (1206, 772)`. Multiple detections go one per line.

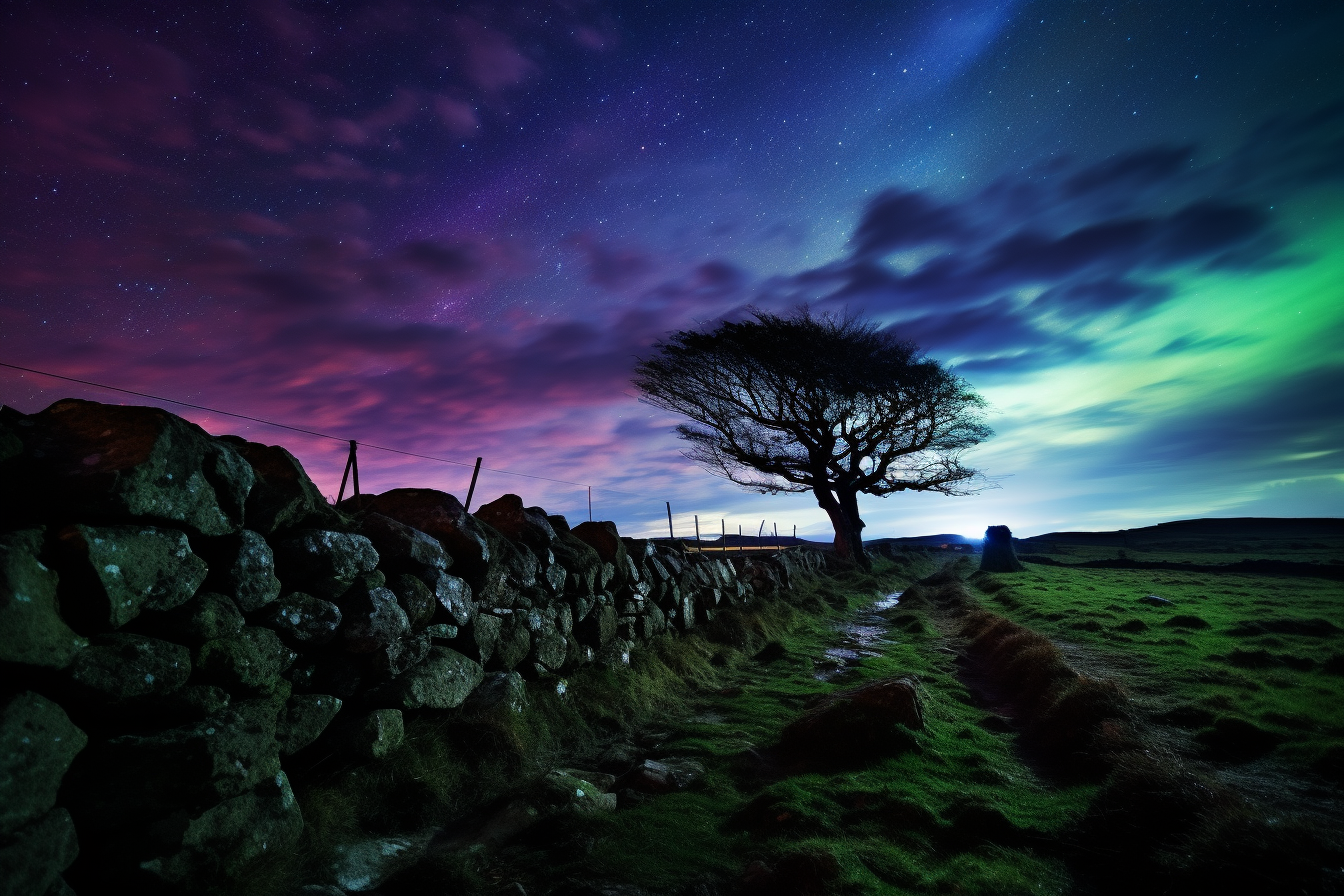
(1016, 554), (1344, 580)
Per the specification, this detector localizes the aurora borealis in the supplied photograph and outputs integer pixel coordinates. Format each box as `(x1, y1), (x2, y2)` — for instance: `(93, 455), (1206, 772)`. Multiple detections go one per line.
(2, 1), (1341, 540)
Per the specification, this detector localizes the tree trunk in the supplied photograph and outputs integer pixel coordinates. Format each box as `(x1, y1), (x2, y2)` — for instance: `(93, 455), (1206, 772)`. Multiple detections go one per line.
(814, 483), (870, 569)
(836, 486), (870, 570)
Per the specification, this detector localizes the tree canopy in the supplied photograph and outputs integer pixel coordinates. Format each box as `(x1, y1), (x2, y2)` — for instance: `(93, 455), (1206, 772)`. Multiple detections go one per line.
(632, 308), (992, 565)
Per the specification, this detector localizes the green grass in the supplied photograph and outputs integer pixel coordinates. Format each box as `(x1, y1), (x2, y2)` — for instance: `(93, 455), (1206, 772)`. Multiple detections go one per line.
(262, 552), (1342, 895)
(976, 563), (1344, 772)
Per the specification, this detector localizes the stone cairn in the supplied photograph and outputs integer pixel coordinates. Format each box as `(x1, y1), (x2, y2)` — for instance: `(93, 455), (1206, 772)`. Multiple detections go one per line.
(979, 524), (1025, 573)
(0, 399), (824, 895)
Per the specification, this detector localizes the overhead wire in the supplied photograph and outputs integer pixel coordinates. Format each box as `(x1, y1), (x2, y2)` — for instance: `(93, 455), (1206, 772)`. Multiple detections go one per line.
(0, 360), (644, 496)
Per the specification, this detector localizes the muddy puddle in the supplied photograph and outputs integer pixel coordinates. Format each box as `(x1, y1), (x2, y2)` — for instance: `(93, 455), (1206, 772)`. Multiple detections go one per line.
(813, 591), (903, 681)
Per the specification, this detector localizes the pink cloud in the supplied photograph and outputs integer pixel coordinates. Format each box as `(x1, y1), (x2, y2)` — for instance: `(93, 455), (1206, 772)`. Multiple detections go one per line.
(452, 16), (539, 94)
(4, 27), (195, 175)
(433, 96), (480, 137)
(292, 152), (374, 181)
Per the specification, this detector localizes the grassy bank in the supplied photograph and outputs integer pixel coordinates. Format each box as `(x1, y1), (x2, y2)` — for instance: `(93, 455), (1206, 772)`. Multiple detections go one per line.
(247, 550), (1342, 895)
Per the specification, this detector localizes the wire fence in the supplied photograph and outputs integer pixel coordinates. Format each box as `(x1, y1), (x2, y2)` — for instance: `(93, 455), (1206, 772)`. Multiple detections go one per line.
(0, 360), (822, 548)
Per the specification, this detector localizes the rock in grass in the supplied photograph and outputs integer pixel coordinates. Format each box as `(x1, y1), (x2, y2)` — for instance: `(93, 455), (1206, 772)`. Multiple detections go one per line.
(775, 676), (924, 771)
(379, 647), (483, 711)
(462, 671), (528, 715)
(979, 525), (1025, 573)
(141, 771), (303, 886)
(277, 694), (343, 755)
(329, 833), (431, 892)
(615, 758), (704, 794)
(0, 808), (80, 896)
(0, 528), (86, 669)
(0, 693), (87, 836)
(66, 632), (191, 704)
(52, 524), (208, 630)
(262, 592), (341, 645)
(347, 709), (403, 761)
(4, 398), (253, 536)
(540, 770), (617, 814)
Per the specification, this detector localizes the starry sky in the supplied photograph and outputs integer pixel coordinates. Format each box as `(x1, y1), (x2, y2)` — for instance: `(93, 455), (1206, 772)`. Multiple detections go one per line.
(2, 0), (1342, 541)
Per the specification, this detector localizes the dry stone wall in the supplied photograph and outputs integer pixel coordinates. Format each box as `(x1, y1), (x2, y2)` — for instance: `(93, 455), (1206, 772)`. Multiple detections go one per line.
(0, 398), (825, 895)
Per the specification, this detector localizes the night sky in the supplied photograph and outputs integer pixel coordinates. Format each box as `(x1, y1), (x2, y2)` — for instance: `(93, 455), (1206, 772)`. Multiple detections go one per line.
(3, 1), (1342, 540)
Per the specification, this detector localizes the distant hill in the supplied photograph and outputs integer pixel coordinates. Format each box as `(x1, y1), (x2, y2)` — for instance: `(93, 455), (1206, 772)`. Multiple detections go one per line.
(1018, 517), (1344, 549)
(866, 534), (979, 549)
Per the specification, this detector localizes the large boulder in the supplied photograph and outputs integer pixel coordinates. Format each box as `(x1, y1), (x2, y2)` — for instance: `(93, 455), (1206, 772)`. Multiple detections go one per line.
(775, 676), (924, 771)
(140, 771), (303, 886)
(388, 573), (437, 631)
(2, 399), (253, 536)
(0, 528), (86, 669)
(550, 531), (602, 597)
(378, 647), (484, 711)
(356, 513), (451, 577)
(571, 521), (630, 592)
(199, 530), (282, 612)
(0, 808), (80, 896)
(65, 633), (191, 706)
(276, 694), (343, 755)
(451, 613), (501, 665)
(197, 627), (296, 694)
(980, 525), (1025, 573)
(347, 489), (491, 588)
(491, 613), (533, 671)
(422, 569), (476, 627)
(338, 582), (410, 655)
(272, 530), (379, 600)
(66, 697), (284, 829)
(52, 524), (208, 631)
(222, 438), (341, 536)
(0, 693), (87, 836)
(473, 494), (558, 556)
(261, 592), (341, 646)
(148, 591), (245, 645)
(345, 709), (404, 761)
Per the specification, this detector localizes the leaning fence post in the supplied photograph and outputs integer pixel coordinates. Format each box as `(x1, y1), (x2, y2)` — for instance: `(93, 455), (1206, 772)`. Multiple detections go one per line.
(464, 456), (482, 512)
(738, 524), (743, 552)
(588, 485), (593, 522)
(666, 502), (674, 541)
(337, 440), (359, 504)
(773, 522), (779, 552)
(721, 519), (726, 552)
(694, 514), (701, 550)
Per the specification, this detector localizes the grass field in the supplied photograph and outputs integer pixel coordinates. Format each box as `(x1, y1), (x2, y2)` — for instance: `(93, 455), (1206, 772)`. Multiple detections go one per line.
(270, 541), (1343, 896)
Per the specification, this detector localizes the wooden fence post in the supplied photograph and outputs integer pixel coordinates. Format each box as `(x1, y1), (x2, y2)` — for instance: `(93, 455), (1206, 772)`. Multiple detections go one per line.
(666, 502), (674, 541)
(464, 456), (482, 512)
(337, 440), (359, 504)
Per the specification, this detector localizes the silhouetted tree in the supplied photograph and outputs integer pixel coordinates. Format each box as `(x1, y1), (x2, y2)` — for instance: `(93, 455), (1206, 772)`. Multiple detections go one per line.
(633, 308), (992, 567)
